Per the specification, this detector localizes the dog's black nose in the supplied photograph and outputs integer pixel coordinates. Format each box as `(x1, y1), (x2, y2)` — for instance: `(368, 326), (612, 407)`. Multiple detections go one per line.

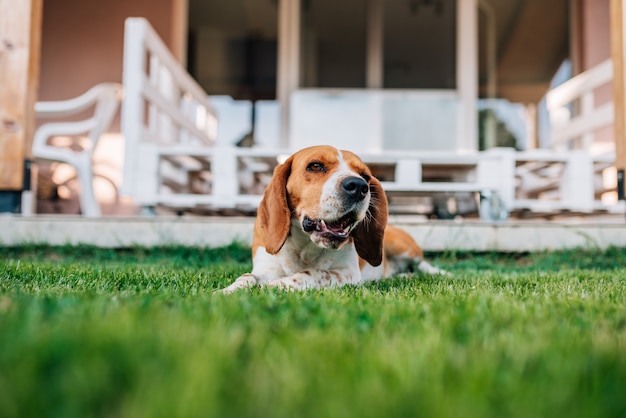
(341, 176), (369, 201)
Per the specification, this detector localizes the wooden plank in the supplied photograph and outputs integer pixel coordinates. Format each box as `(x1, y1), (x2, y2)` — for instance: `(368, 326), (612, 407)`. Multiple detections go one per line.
(611, 0), (626, 200)
(366, 0), (383, 89)
(0, 0), (42, 190)
(277, 0), (300, 148)
(170, 0), (188, 64)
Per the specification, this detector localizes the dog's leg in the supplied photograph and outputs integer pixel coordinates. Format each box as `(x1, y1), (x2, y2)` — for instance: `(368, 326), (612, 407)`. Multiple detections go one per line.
(384, 226), (448, 277)
(219, 273), (258, 294)
(415, 260), (449, 275)
(265, 269), (359, 291)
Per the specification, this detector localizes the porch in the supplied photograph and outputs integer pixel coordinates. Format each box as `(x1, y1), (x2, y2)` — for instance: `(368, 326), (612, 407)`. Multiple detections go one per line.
(112, 17), (623, 221)
(1, 0), (625, 221)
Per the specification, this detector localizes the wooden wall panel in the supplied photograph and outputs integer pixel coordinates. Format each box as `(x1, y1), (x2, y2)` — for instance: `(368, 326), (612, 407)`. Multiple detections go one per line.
(0, 0), (42, 190)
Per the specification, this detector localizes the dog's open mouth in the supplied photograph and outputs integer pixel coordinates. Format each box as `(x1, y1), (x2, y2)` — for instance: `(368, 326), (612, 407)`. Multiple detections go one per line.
(302, 213), (357, 240)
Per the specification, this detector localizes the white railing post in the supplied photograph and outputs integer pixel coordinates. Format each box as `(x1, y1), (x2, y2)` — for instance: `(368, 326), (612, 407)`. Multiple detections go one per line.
(546, 59), (613, 150)
(395, 160), (421, 187)
(134, 144), (161, 206)
(120, 18), (147, 198)
(480, 147), (515, 211)
(561, 151), (594, 212)
(211, 146), (239, 207)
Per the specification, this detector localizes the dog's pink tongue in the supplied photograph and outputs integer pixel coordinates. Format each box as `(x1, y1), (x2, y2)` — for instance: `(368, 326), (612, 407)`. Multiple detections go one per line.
(320, 220), (347, 235)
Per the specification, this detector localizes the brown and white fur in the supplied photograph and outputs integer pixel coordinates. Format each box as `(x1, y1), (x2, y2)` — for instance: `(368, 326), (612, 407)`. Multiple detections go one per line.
(220, 145), (446, 293)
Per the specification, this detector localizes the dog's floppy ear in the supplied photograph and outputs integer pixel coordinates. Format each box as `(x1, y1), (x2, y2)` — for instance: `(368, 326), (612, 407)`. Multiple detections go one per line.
(257, 157), (293, 254)
(353, 176), (388, 266)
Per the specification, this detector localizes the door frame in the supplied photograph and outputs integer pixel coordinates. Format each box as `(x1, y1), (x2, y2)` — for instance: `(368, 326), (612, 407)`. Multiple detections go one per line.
(276, 0), (478, 151)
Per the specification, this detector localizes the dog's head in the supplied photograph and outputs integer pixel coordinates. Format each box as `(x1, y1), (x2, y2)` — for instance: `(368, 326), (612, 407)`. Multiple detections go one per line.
(256, 145), (388, 266)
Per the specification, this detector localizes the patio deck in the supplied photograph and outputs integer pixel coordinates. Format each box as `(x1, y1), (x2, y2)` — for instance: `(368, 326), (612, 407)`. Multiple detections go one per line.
(2, 215), (625, 252)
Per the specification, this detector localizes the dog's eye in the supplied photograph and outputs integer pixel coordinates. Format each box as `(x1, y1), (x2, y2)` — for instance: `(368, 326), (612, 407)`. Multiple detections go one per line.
(361, 173), (371, 182)
(307, 162), (326, 173)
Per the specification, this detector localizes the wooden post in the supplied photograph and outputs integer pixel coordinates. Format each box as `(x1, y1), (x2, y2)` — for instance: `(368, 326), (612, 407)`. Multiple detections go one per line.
(0, 0), (42, 191)
(171, 0), (188, 64)
(277, 0), (300, 149)
(611, 0), (626, 200)
(366, 0), (383, 89)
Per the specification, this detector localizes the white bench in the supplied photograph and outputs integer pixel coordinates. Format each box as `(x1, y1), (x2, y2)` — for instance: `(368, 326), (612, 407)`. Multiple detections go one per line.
(33, 83), (122, 217)
(357, 150), (513, 221)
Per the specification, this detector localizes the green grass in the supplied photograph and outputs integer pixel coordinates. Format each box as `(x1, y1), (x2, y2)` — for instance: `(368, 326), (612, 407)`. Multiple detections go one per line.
(1, 244), (626, 418)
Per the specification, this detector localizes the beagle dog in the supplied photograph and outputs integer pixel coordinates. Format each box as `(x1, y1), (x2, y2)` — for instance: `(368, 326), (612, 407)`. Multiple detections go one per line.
(220, 145), (446, 293)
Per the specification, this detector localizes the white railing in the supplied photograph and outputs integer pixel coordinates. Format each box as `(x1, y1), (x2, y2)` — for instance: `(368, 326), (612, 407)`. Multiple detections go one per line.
(121, 18), (282, 212)
(359, 150), (513, 221)
(511, 59), (622, 215)
(512, 150), (596, 213)
(119, 18), (511, 218)
(121, 17), (217, 206)
(546, 59), (614, 151)
(120, 18), (621, 218)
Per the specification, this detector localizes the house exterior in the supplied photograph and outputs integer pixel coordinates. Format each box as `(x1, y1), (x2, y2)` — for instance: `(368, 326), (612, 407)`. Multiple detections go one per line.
(0, 0), (623, 216)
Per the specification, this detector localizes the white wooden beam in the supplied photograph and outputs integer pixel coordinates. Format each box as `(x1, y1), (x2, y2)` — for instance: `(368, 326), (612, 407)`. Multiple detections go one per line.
(171, 0), (189, 64)
(457, 0), (478, 152)
(366, 0), (384, 89)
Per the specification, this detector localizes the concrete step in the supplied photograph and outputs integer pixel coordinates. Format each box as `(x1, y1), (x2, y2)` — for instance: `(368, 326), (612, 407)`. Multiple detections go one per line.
(2, 215), (626, 252)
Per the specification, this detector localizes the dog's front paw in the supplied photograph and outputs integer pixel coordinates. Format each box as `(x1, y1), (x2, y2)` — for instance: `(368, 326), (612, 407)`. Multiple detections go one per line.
(216, 273), (257, 294)
(266, 276), (310, 291)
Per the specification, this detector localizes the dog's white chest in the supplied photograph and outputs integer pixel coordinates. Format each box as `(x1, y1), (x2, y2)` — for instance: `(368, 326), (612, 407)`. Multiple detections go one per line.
(282, 239), (334, 271)
(296, 243), (325, 266)
(276, 227), (356, 275)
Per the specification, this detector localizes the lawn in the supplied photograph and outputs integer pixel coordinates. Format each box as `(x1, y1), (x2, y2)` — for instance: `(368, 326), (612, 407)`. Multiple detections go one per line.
(1, 244), (625, 418)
